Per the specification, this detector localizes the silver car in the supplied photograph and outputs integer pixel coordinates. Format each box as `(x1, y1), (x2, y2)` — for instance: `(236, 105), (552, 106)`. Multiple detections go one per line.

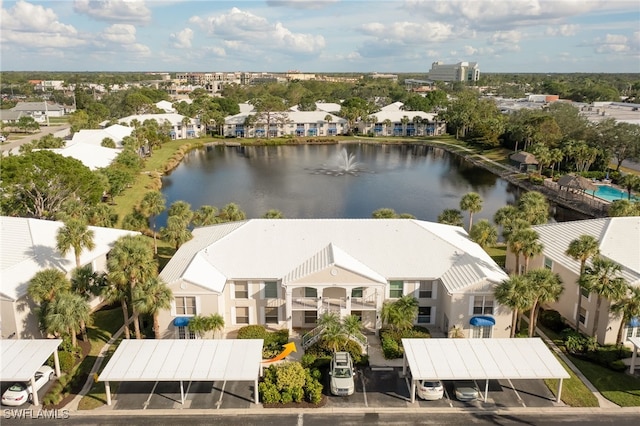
(453, 380), (479, 401)
(329, 351), (355, 396)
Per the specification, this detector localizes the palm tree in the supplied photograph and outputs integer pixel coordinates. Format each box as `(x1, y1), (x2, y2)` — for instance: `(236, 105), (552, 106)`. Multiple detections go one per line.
(437, 209), (464, 227)
(317, 312), (341, 329)
(611, 286), (640, 345)
(167, 200), (193, 224)
(460, 192), (483, 230)
(262, 209), (285, 219)
(132, 277), (173, 339)
(45, 292), (91, 348)
(322, 322), (348, 352)
(218, 203), (246, 222)
(400, 116), (410, 136)
(381, 295), (418, 332)
(619, 174), (640, 200)
(71, 265), (105, 341)
(526, 268), (563, 337)
(56, 218), (95, 268)
(101, 276), (132, 339)
(87, 203), (117, 227)
(383, 119), (392, 136)
(520, 231), (543, 273)
(28, 269), (71, 305)
(507, 227), (537, 275)
(580, 256), (627, 338)
(342, 314), (365, 344)
(517, 191), (549, 225)
(107, 235), (157, 339)
(469, 220), (498, 249)
(193, 205), (219, 226)
(494, 274), (534, 337)
(139, 191), (166, 255)
(566, 235), (600, 331)
(161, 216), (193, 250)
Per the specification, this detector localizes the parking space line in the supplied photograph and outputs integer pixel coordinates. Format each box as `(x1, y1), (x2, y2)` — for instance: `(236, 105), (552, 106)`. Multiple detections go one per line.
(297, 413), (304, 426)
(507, 379), (526, 407)
(360, 371), (368, 407)
(442, 387), (454, 407)
(143, 381), (159, 410)
(215, 381), (227, 409)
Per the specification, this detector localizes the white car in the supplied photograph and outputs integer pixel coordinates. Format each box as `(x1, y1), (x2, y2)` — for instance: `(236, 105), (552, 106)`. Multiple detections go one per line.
(329, 351), (355, 396)
(453, 380), (480, 401)
(417, 380), (444, 400)
(1, 365), (55, 406)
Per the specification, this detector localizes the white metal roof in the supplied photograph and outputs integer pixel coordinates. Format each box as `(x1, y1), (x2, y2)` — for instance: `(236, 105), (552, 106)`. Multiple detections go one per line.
(50, 143), (120, 170)
(0, 339), (62, 381)
(159, 219), (508, 295)
(99, 339), (263, 382)
(534, 217), (640, 286)
(402, 338), (569, 381)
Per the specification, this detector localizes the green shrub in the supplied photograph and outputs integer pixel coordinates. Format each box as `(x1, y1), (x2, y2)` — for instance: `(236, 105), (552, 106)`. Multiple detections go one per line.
(528, 174), (545, 185)
(47, 351), (75, 374)
(300, 354), (317, 368)
(305, 339), (364, 365)
(237, 325), (268, 339)
(259, 362), (324, 406)
(304, 380), (323, 404)
(280, 390), (293, 404)
(259, 381), (280, 404)
(381, 334), (402, 359)
(539, 309), (566, 333)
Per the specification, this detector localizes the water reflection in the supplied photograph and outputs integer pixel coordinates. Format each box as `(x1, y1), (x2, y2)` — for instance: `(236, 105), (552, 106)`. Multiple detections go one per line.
(158, 144), (582, 228)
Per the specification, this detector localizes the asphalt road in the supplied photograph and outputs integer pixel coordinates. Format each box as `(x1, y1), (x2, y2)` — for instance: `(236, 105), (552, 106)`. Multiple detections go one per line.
(3, 411), (640, 426)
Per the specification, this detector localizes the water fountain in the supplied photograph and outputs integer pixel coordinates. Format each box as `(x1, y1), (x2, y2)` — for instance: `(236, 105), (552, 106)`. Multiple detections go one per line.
(312, 147), (366, 176)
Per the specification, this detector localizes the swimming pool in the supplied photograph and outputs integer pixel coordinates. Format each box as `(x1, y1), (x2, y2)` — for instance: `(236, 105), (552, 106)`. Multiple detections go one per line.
(594, 185), (639, 202)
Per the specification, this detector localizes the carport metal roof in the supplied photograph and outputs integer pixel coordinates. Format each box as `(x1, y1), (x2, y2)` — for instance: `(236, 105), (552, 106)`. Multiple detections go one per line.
(0, 339), (62, 407)
(98, 339), (264, 405)
(0, 339), (62, 381)
(402, 338), (569, 403)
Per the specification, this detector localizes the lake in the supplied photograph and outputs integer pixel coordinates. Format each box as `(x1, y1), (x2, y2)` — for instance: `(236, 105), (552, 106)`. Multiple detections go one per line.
(159, 143), (531, 227)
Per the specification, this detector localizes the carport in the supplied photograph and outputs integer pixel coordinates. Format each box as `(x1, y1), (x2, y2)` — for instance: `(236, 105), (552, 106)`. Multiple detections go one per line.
(0, 339), (62, 407)
(99, 339), (264, 406)
(628, 336), (640, 374)
(401, 338), (569, 403)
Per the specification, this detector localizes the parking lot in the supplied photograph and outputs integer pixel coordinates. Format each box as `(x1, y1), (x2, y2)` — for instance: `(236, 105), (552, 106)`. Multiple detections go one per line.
(108, 367), (560, 410)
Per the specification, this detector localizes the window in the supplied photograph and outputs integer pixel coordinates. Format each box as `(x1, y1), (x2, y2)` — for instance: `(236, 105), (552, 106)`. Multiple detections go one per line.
(389, 280), (404, 298)
(544, 257), (553, 270)
(304, 311), (317, 324)
(626, 326), (639, 339)
(473, 296), (494, 315)
(472, 326), (492, 338)
(418, 306), (431, 324)
(236, 307), (249, 324)
(419, 281), (433, 299)
(175, 296), (196, 315)
(177, 326), (196, 339)
(235, 281), (248, 299)
(305, 287), (317, 298)
(265, 307), (278, 324)
(264, 281), (278, 299)
(351, 287), (363, 298)
(579, 307), (587, 325)
(581, 287), (590, 298)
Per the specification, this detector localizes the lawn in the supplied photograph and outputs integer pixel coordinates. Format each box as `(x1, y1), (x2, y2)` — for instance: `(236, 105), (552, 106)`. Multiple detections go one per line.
(543, 354), (599, 407)
(485, 244), (507, 268)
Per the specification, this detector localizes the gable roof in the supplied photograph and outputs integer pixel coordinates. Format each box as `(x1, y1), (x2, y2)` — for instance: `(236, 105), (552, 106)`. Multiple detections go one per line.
(118, 113), (191, 126)
(49, 143), (120, 170)
(160, 219), (508, 295)
(369, 110), (436, 123)
(509, 151), (538, 164)
(0, 217), (139, 301)
(533, 217), (640, 286)
(11, 102), (64, 112)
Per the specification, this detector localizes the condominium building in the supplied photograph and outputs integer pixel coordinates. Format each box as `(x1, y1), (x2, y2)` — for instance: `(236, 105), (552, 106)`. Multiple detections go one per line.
(428, 61), (480, 82)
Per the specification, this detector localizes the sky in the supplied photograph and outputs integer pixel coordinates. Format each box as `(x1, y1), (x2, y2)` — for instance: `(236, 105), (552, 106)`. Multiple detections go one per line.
(1, 0), (639, 73)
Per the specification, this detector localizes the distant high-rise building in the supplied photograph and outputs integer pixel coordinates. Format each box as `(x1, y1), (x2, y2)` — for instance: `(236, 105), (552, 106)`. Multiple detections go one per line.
(427, 61), (480, 82)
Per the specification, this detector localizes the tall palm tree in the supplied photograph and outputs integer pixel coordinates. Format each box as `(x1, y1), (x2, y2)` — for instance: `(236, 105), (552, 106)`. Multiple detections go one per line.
(101, 276), (132, 339)
(167, 200), (193, 224)
(218, 202), (246, 222)
(28, 269), (71, 305)
(317, 312), (341, 329)
(322, 322), (347, 352)
(437, 209), (464, 227)
(517, 191), (549, 225)
(139, 191), (166, 255)
(611, 286), (640, 345)
(262, 209), (285, 219)
(107, 235), (157, 339)
(493, 205), (520, 238)
(460, 192), (483, 231)
(381, 295), (418, 332)
(494, 274), (534, 337)
(566, 235), (600, 331)
(383, 119), (392, 136)
(580, 256), (627, 338)
(161, 216), (193, 250)
(87, 203), (117, 227)
(507, 227), (537, 275)
(526, 268), (563, 337)
(45, 292), (91, 348)
(341, 314), (365, 344)
(132, 277), (173, 339)
(193, 205), (220, 226)
(56, 218), (95, 268)
(469, 220), (498, 249)
(520, 231), (543, 273)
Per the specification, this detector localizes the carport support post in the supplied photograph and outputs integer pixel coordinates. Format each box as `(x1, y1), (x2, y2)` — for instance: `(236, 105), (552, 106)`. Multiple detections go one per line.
(410, 379), (416, 404)
(105, 381), (112, 405)
(254, 378), (259, 404)
(556, 378), (563, 403)
(53, 349), (61, 378)
(484, 379), (489, 403)
(402, 353), (407, 376)
(30, 376), (39, 406)
(180, 380), (185, 405)
(631, 343), (638, 374)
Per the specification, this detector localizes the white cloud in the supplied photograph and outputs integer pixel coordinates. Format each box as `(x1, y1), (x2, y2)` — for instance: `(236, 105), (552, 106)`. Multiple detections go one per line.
(489, 30), (522, 44)
(73, 0), (151, 24)
(545, 24), (578, 37)
(360, 21), (454, 43)
(594, 33), (630, 53)
(266, 0), (339, 9)
(203, 46), (226, 57)
(170, 28), (193, 49)
(101, 24), (137, 44)
(463, 45), (478, 55)
(190, 7), (325, 55)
